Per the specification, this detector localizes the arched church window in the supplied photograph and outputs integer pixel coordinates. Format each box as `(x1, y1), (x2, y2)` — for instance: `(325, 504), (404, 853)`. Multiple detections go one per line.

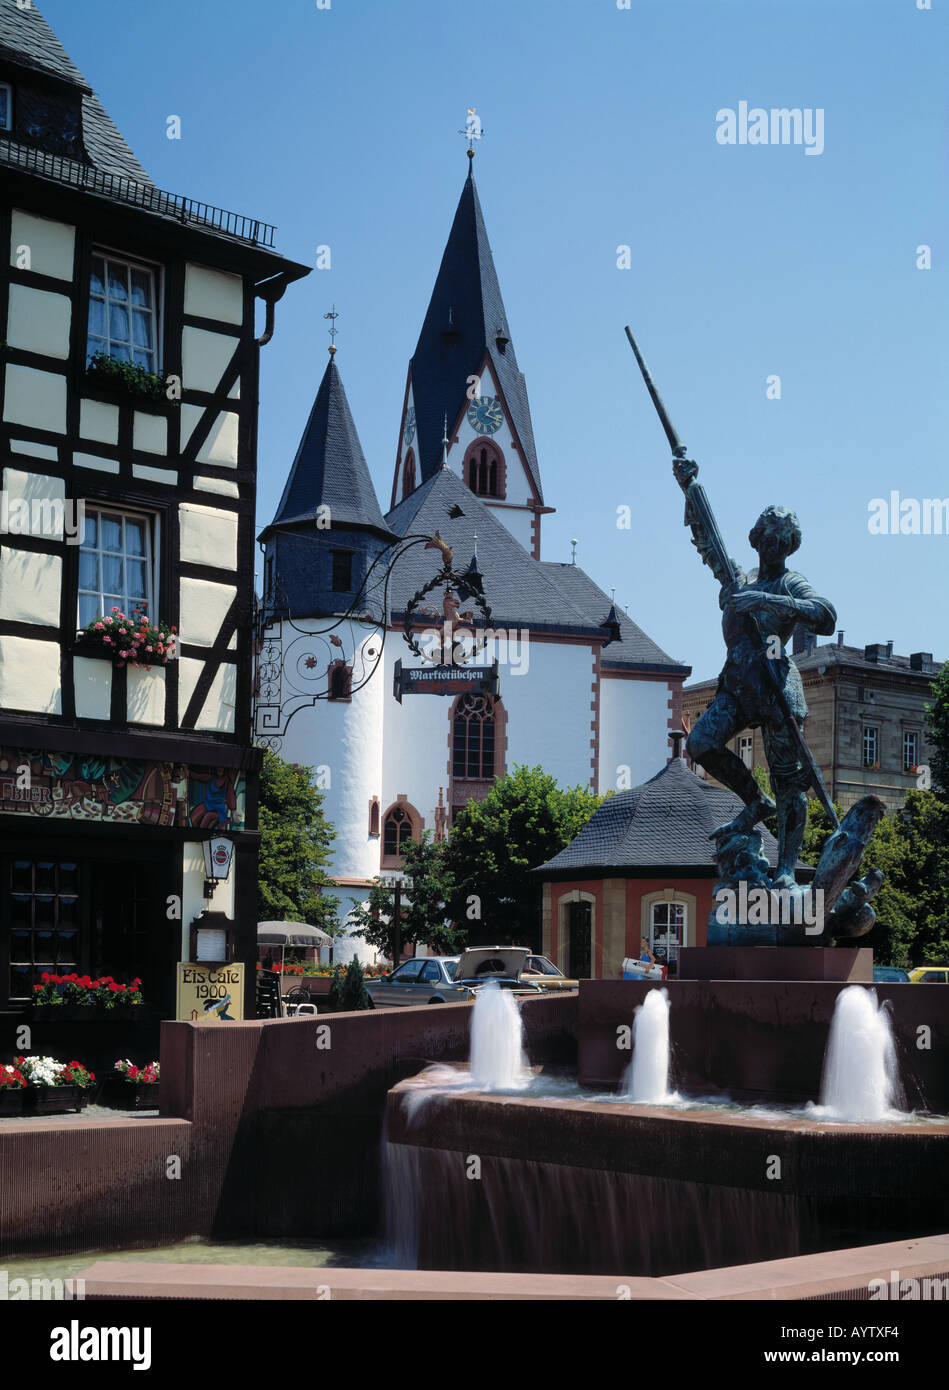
(402, 448), (416, 498)
(464, 442), (505, 500)
(381, 799), (422, 866)
(452, 693), (496, 779)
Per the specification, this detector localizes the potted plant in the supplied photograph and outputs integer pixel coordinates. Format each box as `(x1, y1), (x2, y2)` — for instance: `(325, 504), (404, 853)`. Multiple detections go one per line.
(104, 1059), (160, 1110)
(85, 351), (168, 405)
(58, 1060), (96, 1108)
(14, 1055), (86, 1115)
(32, 973), (145, 1018)
(0, 1063), (27, 1117)
(77, 608), (177, 671)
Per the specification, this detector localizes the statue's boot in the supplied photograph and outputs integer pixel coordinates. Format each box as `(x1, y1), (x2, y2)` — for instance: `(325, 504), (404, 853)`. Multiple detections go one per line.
(711, 792), (777, 842)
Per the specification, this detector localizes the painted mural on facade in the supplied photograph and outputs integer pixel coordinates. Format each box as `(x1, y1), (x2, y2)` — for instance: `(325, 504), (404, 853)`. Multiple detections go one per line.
(0, 749), (245, 830)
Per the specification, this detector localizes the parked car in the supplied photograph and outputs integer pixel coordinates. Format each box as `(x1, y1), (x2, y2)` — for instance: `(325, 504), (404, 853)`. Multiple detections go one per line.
(522, 955), (579, 991)
(365, 956), (474, 1008)
(908, 965), (949, 984)
(872, 966), (910, 983)
(452, 947), (543, 995)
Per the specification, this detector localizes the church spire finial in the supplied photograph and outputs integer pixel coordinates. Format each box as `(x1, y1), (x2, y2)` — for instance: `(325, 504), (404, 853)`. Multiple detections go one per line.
(459, 105), (483, 167)
(324, 305), (339, 356)
(441, 413), (450, 468)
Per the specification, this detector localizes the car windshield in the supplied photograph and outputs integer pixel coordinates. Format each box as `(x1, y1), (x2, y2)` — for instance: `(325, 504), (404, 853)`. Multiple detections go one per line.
(527, 956), (563, 976)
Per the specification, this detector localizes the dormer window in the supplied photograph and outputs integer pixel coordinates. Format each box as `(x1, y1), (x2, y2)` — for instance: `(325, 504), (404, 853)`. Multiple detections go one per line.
(0, 84), (12, 132)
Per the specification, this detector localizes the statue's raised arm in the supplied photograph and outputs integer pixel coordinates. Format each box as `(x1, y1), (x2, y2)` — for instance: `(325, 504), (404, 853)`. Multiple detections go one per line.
(672, 456), (743, 592)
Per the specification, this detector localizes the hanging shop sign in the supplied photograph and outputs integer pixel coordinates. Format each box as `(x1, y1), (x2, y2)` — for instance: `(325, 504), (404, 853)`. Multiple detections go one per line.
(393, 659), (498, 703)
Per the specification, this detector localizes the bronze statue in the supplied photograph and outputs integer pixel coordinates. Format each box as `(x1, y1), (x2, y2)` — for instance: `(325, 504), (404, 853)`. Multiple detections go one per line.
(674, 461), (835, 887)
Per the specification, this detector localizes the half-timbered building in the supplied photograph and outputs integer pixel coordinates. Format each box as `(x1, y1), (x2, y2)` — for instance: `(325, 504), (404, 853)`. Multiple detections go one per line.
(0, 3), (308, 1016)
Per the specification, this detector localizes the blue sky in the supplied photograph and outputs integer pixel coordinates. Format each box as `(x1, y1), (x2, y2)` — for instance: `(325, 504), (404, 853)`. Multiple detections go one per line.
(43, 0), (948, 680)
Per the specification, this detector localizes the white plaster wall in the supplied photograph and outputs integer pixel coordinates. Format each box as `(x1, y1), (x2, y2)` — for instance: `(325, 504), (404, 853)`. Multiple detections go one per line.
(0, 547), (61, 626)
(80, 400), (119, 445)
(182, 327), (238, 393)
(9, 440), (58, 462)
(180, 578), (236, 646)
(132, 464), (177, 485)
(133, 412), (168, 455)
(74, 452), (120, 475)
(181, 406), (239, 466)
(2, 468), (65, 538)
(194, 475), (240, 499)
(178, 658), (237, 733)
(279, 626), (384, 888)
(484, 503), (533, 551)
(73, 655), (111, 719)
(381, 642), (454, 825)
(497, 639), (595, 789)
(184, 264), (243, 324)
(7, 284), (71, 359)
(598, 676), (673, 794)
(179, 503), (238, 570)
(3, 365), (67, 433)
(10, 211), (75, 280)
(0, 635), (61, 713)
(127, 665), (166, 725)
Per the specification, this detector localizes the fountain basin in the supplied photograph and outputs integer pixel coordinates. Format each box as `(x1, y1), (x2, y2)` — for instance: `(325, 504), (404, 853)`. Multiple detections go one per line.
(385, 1077), (949, 1275)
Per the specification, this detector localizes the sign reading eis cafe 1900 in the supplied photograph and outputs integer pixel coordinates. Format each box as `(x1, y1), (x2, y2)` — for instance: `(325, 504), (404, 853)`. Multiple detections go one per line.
(393, 660), (498, 704)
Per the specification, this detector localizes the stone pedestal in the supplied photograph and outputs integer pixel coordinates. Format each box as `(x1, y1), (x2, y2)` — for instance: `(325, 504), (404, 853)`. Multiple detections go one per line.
(678, 946), (873, 982)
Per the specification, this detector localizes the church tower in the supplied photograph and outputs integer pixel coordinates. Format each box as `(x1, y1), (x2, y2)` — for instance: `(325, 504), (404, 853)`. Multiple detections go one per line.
(259, 348), (393, 952)
(391, 151), (552, 559)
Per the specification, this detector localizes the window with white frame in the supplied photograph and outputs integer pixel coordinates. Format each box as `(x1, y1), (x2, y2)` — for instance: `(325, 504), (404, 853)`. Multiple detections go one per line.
(78, 508), (156, 628)
(738, 735), (753, 769)
(903, 730), (919, 773)
(650, 901), (686, 968)
(87, 251), (159, 372)
(0, 84), (12, 132)
(863, 725), (879, 769)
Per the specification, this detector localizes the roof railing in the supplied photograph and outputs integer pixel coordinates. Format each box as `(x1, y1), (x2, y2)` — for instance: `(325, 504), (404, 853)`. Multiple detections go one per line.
(0, 137), (277, 248)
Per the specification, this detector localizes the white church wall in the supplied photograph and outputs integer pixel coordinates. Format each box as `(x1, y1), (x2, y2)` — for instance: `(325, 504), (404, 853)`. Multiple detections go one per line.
(599, 675), (673, 794)
(497, 639), (595, 789)
(381, 641), (452, 825)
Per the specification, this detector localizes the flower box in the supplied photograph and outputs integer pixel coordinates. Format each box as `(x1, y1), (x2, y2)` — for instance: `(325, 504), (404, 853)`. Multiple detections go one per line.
(101, 1080), (159, 1111)
(25, 1084), (85, 1115)
(0, 1089), (26, 1117)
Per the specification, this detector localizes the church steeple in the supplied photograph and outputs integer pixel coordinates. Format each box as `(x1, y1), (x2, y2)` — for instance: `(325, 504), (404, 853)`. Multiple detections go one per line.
(392, 161), (548, 553)
(260, 349), (393, 620)
(265, 351), (389, 541)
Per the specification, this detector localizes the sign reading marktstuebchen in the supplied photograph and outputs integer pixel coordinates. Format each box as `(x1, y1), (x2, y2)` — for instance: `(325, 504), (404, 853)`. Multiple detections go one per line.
(176, 962), (245, 1022)
(393, 659), (498, 703)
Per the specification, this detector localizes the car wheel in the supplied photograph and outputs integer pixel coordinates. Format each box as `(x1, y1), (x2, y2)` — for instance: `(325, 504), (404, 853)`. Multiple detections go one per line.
(428, 997), (444, 1004)
(365, 997), (376, 1009)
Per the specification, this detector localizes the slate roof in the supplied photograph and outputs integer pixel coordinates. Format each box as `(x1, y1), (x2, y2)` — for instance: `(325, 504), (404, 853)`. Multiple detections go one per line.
(263, 355), (393, 541)
(408, 165), (543, 499)
(539, 561), (689, 675)
(685, 641), (944, 693)
(0, 1), (153, 184)
(534, 757), (784, 876)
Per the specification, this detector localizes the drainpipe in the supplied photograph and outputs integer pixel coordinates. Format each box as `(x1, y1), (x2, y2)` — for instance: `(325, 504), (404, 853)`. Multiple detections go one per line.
(254, 270), (294, 347)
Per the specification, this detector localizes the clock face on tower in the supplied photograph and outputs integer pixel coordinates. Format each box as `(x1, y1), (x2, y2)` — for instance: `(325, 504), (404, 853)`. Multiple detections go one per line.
(404, 406), (416, 445)
(466, 395), (503, 436)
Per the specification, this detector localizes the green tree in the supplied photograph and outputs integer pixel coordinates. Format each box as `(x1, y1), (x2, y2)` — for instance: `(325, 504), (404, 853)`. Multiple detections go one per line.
(348, 834), (463, 960)
(925, 660), (949, 796)
(446, 765), (605, 950)
(860, 791), (949, 967)
(328, 957), (372, 1011)
(256, 749), (339, 937)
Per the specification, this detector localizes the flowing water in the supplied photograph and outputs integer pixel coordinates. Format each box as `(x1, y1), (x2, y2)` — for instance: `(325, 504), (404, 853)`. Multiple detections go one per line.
(811, 985), (904, 1122)
(623, 987), (674, 1103)
(468, 980), (529, 1091)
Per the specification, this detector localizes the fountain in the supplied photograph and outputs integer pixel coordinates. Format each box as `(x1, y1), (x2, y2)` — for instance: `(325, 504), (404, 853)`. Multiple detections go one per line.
(814, 985), (903, 1122)
(624, 989), (672, 1103)
(468, 981), (529, 1091)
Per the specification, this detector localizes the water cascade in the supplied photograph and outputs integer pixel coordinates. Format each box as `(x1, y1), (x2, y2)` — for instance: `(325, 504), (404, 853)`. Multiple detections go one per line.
(469, 980), (529, 1091)
(817, 985), (903, 1122)
(624, 988), (672, 1103)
